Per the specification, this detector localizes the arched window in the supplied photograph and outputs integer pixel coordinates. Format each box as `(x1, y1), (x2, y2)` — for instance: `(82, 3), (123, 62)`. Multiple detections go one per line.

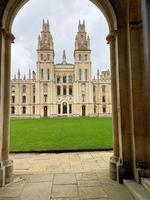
(103, 106), (106, 113)
(102, 96), (106, 102)
(22, 107), (26, 114)
(69, 86), (73, 95)
(11, 96), (15, 103)
(85, 69), (88, 80)
(63, 86), (67, 95)
(41, 69), (44, 80)
(57, 86), (61, 95)
(47, 69), (50, 80)
(12, 85), (15, 93)
(11, 107), (15, 115)
(33, 106), (35, 115)
(44, 94), (48, 103)
(22, 96), (26, 103)
(57, 76), (61, 83)
(63, 76), (67, 83)
(79, 69), (82, 80)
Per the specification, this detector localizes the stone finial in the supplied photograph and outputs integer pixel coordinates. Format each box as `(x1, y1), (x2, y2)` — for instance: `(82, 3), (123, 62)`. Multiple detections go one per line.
(32, 71), (36, 79)
(62, 49), (67, 64)
(29, 69), (31, 79)
(97, 69), (100, 79)
(17, 69), (20, 79)
(23, 74), (26, 80)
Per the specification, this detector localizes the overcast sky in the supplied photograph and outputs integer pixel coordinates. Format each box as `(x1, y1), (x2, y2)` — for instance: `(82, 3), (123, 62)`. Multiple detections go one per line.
(11, 0), (110, 78)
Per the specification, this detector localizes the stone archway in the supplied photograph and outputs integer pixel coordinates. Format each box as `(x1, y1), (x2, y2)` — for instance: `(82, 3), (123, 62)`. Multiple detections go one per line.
(0, 0), (120, 186)
(0, 0), (150, 187)
(44, 106), (48, 117)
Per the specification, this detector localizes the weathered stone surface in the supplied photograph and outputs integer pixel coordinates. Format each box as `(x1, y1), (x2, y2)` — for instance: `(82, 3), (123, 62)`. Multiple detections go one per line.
(53, 174), (76, 185)
(51, 185), (78, 198)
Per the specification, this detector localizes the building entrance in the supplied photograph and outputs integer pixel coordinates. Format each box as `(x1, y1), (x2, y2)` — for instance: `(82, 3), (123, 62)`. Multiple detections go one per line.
(44, 106), (48, 117)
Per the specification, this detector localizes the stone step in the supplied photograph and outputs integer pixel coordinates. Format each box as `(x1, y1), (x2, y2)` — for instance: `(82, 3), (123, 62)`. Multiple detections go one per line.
(124, 180), (150, 200)
(141, 178), (150, 193)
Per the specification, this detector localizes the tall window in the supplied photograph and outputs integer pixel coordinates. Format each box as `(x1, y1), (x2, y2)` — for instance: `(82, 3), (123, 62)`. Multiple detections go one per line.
(58, 104), (61, 114)
(43, 84), (48, 93)
(94, 105), (96, 114)
(103, 106), (106, 113)
(93, 86), (96, 93)
(79, 69), (82, 80)
(102, 85), (106, 93)
(69, 86), (73, 95)
(57, 76), (61, 83)
(33, 96), (35, 103)
(22, 96), (26, 103)
(12, 96), (15, 103)
(11, 107), (15, 114)
(44, 94), (48, 103)
(47, 69), (50, 80)
(12, 85), (15, 93)
(41, 69), (44, 80)
(63, 86), (67, 95)
(69, 104), (72, 114)
(85, 69), (88, 80)
(33, 106), (35, 115)
(57, 86), (61, 95)
(22, 85), (26, 93)
(63, 76), (67, 83)
(22, 107), (26, 114)
(102, 96), (106, 102)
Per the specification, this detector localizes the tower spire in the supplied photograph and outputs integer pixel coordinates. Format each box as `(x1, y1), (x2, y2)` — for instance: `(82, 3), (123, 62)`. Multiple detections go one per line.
(62, 49), (67, 64)
(75, 19), (90, 50)
(17, 69), (20, 80)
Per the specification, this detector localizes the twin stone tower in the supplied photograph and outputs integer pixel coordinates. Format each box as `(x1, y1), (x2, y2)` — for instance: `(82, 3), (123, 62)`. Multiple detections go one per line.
(10, 20), (112, 117)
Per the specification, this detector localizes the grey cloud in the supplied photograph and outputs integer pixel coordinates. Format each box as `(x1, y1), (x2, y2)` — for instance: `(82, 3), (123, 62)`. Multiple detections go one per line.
(11, 0), (110, 77)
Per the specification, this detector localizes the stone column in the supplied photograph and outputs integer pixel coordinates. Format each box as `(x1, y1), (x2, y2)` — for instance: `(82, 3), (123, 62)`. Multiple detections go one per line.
(115, 26), (133, 183)
(142, 1), (150, 176)
(106, 31), (120, 181)
(0, 27), (6, 187)
(128, 5), (150, 181)
(1, 29), (14, 184)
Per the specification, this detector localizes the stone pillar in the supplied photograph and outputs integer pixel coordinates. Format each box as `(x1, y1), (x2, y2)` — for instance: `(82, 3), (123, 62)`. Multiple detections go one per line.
(142, 1), (150, 177)
(106, 31), (119, 181)
(1, 29), (14, 185)
(128, 3), (150, 181)
(115, 26), (133, 183)
(0, 27), (6, 187)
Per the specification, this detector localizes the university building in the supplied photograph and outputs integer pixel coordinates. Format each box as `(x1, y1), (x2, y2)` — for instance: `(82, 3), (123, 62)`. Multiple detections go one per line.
(10, 20), (112, 117)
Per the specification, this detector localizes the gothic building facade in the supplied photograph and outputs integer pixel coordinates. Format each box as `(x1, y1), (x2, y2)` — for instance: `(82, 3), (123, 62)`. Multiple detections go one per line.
(10, 20), (112, 118)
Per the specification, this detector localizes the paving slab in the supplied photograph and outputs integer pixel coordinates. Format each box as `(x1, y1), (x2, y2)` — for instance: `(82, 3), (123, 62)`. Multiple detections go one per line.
(53, 174), (76, 185)
(51, 185), (78, 198)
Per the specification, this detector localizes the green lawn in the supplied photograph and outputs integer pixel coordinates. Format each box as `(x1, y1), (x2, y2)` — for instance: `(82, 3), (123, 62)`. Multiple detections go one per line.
(10, 117), (112, 152)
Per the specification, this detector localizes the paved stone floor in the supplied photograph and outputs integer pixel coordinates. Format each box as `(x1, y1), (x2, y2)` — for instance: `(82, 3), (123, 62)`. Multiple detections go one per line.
(0, 151), (134, 200)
